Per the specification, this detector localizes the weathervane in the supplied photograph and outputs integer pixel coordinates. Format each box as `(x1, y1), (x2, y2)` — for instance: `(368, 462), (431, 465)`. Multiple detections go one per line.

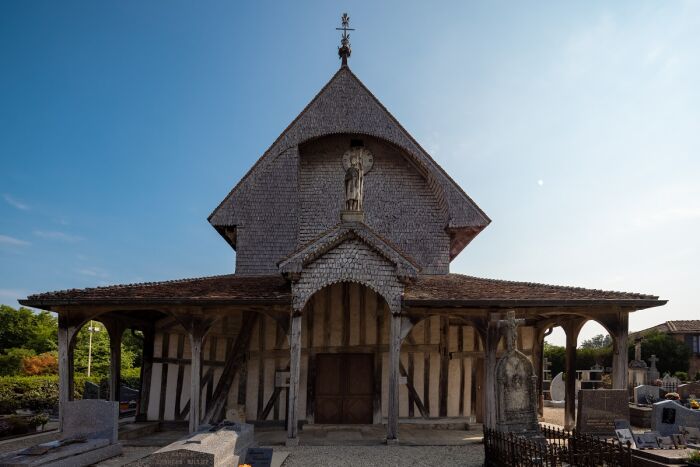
(336, 13), (354, 66)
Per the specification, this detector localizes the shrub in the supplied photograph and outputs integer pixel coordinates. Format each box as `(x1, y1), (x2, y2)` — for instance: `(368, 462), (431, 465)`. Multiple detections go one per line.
(0, 371), (142, 414)
(0, 349), (36, 376)
(21, 352), (58, 376)
(674, 371), (689, 382)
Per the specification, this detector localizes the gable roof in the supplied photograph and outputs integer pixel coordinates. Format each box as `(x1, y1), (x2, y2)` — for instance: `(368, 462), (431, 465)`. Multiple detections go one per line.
(278, 221), (420, 279)
(631, 320), (700, 337)
(208, 65), (490, 259)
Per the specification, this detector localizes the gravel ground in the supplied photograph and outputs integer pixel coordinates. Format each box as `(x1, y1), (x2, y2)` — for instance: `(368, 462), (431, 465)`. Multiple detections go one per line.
(541, 407), (565, 427)
(275, 445), (484, 467)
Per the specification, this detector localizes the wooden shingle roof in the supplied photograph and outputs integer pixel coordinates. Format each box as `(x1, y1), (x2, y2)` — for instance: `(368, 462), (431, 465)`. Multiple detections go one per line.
(19, 275), (291, 308)
(403, 274), (665, 308)
(20, 273), (664, 310)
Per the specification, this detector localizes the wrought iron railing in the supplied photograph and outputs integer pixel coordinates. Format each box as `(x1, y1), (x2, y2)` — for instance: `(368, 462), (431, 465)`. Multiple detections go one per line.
(483, 424), (633, 467)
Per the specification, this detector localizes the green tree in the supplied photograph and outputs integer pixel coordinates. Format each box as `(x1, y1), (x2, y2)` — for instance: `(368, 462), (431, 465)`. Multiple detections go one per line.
(0, 305), (57, 355)
(629, 331), (691, 376)
(544, 342), (565, 376)
(580, 334), (612, 349)
(72, 322), (139, 376)
(0, 348), (36, 376)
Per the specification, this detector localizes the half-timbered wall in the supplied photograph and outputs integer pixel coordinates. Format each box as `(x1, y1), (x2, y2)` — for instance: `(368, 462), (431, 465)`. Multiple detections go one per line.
(145, 286), (537, 423)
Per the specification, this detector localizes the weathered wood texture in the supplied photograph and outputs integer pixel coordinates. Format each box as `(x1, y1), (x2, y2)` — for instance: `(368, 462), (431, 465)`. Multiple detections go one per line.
(144, 283), (538, 424)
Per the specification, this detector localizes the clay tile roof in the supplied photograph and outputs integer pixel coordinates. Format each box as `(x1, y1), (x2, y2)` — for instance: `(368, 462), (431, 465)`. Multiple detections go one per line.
(404, 274), (665, 307)
(632, 320), (700, 336)
(19, 275), (291, 308)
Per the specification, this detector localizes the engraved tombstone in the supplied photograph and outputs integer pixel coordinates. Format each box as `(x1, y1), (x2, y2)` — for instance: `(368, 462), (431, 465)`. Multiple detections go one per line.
(634, 384), (661, 405)
(652, 399), (700, 436)
(495, 311), (540, 436)
(576, 389), (630, 436)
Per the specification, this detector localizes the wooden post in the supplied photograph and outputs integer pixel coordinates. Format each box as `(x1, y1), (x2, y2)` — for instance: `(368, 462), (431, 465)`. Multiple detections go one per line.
(57, 313), (73, 431)
(286, 313), (302, 446)
(612, 312), (629, 390)
(136, 327), (155, 421)
(386, 313), (401, 444)
(189, 329), (203, 433)
(482, 317), (500, 429)
(107, 323), (123, 403)
(563, 320), (582, 431)
(531, 327), (545, 417)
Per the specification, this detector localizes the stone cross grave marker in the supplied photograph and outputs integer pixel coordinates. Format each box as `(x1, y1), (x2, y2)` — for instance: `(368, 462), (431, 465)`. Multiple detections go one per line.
(648, 355), (660, 382)
(494, 311), (540, 436)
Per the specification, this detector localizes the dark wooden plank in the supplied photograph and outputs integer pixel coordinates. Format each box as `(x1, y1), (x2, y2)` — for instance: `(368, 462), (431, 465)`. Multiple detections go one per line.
(323, 287), (332, 347)
(459, 326), (465, 416)
(259, 386), (283, 421)
(174, 334), (186, 419)
(158, 333), (170, 421)
(205, 336), (217, 411)
(439, 317), (449, 417)
(257, 315), (265, 418)
(306, 353), (316, 423)
(359, 286), (366, 345)
(423, 318), (431, 417)
(307, 295), (314, 349)
(373, 299), (384, 423)
(342, 283), (350, 347)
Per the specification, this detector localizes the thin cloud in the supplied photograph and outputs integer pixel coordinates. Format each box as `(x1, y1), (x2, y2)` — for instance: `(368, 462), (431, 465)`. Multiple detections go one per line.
(0, 235), (30, 247)
(33, 230), (84, 243)
(2, 194), (29, 211)
(76, 267), (109, 278)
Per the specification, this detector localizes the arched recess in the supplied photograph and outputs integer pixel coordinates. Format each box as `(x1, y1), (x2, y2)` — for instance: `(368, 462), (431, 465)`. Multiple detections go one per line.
(298, 281), (391, 426)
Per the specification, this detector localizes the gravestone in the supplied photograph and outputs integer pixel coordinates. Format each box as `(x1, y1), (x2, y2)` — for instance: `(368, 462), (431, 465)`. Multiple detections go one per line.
(550, 372), (565, 402)
(652, 400), (700, 436)
(634, 431), (661, 449)
(0, 400), (122, 466)
(244, 447), (273, 467)
(648, 355), (660, 382)
(678, 382), (700, 401)
(83, 381), (101, 399)
(576, 389), (629, 436)
(146, 423), (254, 467)
(634, 385), (661, 405)
(494, 311), (540, 437)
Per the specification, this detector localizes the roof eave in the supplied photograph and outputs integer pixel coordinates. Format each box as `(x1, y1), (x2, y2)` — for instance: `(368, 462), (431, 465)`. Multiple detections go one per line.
(402, 299), (668, 309)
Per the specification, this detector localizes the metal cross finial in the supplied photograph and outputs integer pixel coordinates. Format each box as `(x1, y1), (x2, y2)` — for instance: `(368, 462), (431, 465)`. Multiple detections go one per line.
(336, 13), (355, 67)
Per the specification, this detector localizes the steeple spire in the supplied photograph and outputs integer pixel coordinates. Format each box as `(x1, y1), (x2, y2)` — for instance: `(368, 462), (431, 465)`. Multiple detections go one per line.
(336, 13), (354, 67)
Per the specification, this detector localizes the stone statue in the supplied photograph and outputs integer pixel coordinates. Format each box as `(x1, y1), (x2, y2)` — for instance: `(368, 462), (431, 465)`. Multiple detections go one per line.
(344, 152), (363, 211)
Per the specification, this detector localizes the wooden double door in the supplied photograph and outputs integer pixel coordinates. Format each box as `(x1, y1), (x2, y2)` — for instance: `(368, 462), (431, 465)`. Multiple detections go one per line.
(315, 353), (374, 424)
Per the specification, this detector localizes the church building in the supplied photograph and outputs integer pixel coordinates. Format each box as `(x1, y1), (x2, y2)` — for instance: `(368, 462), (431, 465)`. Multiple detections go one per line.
(21, 16), (666, 445)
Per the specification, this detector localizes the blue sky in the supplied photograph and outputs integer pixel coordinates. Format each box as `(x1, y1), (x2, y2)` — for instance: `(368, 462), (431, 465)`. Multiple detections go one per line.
(1, 1), (698, 346)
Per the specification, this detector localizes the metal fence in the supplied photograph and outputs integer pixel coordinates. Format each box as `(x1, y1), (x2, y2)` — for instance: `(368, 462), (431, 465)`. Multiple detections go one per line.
(484, 425), (633, 467)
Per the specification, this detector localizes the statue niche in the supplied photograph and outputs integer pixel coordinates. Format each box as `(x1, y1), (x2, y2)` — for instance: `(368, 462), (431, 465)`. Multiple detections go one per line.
(342, 146), (373, 216)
